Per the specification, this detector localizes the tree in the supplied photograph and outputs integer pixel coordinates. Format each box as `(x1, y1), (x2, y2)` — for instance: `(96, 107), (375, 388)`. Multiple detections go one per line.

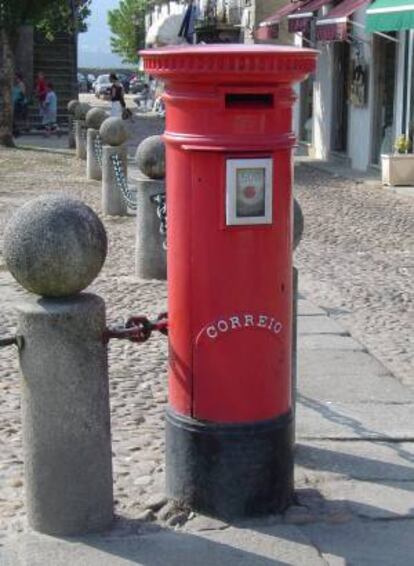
(0, 0), (91, 147)
(108, 0), (147, 66)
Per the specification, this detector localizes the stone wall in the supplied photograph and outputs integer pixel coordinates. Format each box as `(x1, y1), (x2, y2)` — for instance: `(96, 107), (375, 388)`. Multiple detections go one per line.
(15, 26), (35, 96)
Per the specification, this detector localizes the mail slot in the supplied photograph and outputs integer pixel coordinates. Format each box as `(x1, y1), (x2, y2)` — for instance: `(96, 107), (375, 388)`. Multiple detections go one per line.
(225, 93), (274, 108)
(141, 44), (317, 519)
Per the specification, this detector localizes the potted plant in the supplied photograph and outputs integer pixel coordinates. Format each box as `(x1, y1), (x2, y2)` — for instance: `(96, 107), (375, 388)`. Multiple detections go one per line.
(381, 135), (414, 186)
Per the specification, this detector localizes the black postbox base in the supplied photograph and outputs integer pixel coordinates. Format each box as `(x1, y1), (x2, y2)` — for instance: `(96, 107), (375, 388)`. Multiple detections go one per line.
(165, 408), (294, 520)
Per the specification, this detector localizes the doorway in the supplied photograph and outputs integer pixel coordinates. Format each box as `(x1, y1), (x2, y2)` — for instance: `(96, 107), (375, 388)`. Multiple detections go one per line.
(331, 42), (350, 153)
(299, 74), (314, 144)
(371, 35), (397, 164)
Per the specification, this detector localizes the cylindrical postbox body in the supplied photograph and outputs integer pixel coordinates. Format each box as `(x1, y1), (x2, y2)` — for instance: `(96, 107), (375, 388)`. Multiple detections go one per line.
(141, 45), (317, 518)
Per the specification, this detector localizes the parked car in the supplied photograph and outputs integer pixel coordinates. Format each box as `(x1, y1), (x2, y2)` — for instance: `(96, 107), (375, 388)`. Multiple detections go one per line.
(94, 74), (112, 98)
(77, 72), (88, 93)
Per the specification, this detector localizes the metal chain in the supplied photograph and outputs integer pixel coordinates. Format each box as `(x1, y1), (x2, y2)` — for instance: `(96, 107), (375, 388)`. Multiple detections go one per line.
(94, 134), (103, 166)
(0, 336), (23, 348)
(110, 153), (137, 210)
(105, 312), (168, 343)
(151, 193), (167, 250)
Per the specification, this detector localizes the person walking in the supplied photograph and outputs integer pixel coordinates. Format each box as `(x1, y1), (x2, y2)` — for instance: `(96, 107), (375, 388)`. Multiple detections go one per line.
(109, 73), (126, 118)
(35, 71), (47, 125)
(42, 82), (58, 136)
(12, 73), (28, 136)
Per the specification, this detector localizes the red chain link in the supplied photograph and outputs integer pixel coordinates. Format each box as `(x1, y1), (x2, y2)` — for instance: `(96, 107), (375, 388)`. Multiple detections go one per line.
(104, 313), (168, 344)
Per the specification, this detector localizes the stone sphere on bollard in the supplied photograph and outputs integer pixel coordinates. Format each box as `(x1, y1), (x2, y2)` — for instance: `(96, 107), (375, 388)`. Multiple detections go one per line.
(135, 135), (165, 179)
(85, 107), (108, 130)
(3, 194), (107, 298)
(99, 117), (128, 146)
(74, 102), (91, 121)
(293, 199), (304, 250)
(67, 99), (80, 115)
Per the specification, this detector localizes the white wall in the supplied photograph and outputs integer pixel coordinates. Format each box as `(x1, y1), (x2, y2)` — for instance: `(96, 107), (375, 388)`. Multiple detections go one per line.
(310, 7), (382, 170)
(313, 41), (333, 159)
(147, 1), (185, 30)
(347, 7), (375, 171)
(292, 33), (302, 142)
(394, 31), (407, 138)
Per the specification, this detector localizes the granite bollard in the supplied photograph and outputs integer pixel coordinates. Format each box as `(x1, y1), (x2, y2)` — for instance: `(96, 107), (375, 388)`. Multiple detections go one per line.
(100, 117), (129, 216)
(87, 128), (102, 180)
(86, 108), (108, 181)
(3, 194), (113, 536)
(135, 135), (167, 280)
(67, 100), (80, 150)
(74, 119), (87, 160)
(74, 103), (90, 160)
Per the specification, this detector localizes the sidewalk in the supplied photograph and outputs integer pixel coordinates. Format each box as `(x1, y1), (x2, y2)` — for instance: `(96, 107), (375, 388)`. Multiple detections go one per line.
(1, 294), (413, 565)
(296, 154), (414, 198)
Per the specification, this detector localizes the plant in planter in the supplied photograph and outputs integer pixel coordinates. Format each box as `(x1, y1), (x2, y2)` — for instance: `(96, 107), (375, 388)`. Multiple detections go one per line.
(394, 135), (412, 154)
(382, 135), (414, 186)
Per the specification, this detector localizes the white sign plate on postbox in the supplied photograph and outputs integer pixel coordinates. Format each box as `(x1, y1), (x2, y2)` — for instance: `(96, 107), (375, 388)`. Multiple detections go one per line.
(225, 158), (273, 226)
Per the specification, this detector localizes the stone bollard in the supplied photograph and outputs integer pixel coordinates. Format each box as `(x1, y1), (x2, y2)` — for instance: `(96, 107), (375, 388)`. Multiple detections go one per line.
(74, 103), (91, 160)
(74, 120), (87, 160)
(85, 108), (108, 181)
(67, 100), (80, 150)
(3, 194), (113, 536)
(100, 117), (129, 216)
(135, 135), (167, 280)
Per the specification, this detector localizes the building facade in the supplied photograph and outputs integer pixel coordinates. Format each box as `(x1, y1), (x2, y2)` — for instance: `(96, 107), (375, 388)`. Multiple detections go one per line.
(144, 1), (414, 173)
(255, 1), (414, 172)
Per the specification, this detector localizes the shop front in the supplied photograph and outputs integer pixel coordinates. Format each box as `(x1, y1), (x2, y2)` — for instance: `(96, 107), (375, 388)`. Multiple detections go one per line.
(256, 0), (414, 172)
(367, 1), (414, 177)
(300, 0), (373, 167)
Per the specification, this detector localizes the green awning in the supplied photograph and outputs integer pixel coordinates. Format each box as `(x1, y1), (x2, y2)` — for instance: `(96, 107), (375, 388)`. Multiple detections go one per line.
(366, 0), (414, 32)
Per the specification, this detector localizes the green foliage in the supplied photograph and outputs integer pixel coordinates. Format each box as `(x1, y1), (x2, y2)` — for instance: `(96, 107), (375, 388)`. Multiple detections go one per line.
(37, 0), (92, 37)
(394, 135), (412, 154)
(108, 0), (147, 65)
(0, 0), (91, 39)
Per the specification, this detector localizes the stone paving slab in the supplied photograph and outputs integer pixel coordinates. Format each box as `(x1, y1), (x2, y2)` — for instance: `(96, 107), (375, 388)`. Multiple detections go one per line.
(299, 334), (366, 351)
(295, 440), (414, 481)
(297, 298), (327, 316)
(297, 315), (348, 335)
(0, 525), (325, 566)
(297, 399), (414, 440)
(300, 519), (414, 566)
(298, 349), (414, 403)
(313, 478), (414, 519)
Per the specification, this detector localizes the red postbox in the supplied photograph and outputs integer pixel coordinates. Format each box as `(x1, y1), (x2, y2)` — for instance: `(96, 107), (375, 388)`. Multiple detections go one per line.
(141, 45), (317, 518)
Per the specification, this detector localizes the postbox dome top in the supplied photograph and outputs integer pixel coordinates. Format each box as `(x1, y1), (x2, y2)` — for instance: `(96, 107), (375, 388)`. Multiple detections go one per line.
(140, 44), (317, 85)
(142, 44), (316, 55)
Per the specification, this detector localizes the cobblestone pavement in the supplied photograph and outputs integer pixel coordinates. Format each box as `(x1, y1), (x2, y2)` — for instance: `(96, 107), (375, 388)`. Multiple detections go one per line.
(294, 164), (414, 388)
(0, 141), (169, 539)
(0, 117), (413, 542)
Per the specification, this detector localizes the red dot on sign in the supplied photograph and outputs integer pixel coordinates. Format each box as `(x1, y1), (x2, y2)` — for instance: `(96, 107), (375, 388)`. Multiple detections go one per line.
(244, 186), (256, 199)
